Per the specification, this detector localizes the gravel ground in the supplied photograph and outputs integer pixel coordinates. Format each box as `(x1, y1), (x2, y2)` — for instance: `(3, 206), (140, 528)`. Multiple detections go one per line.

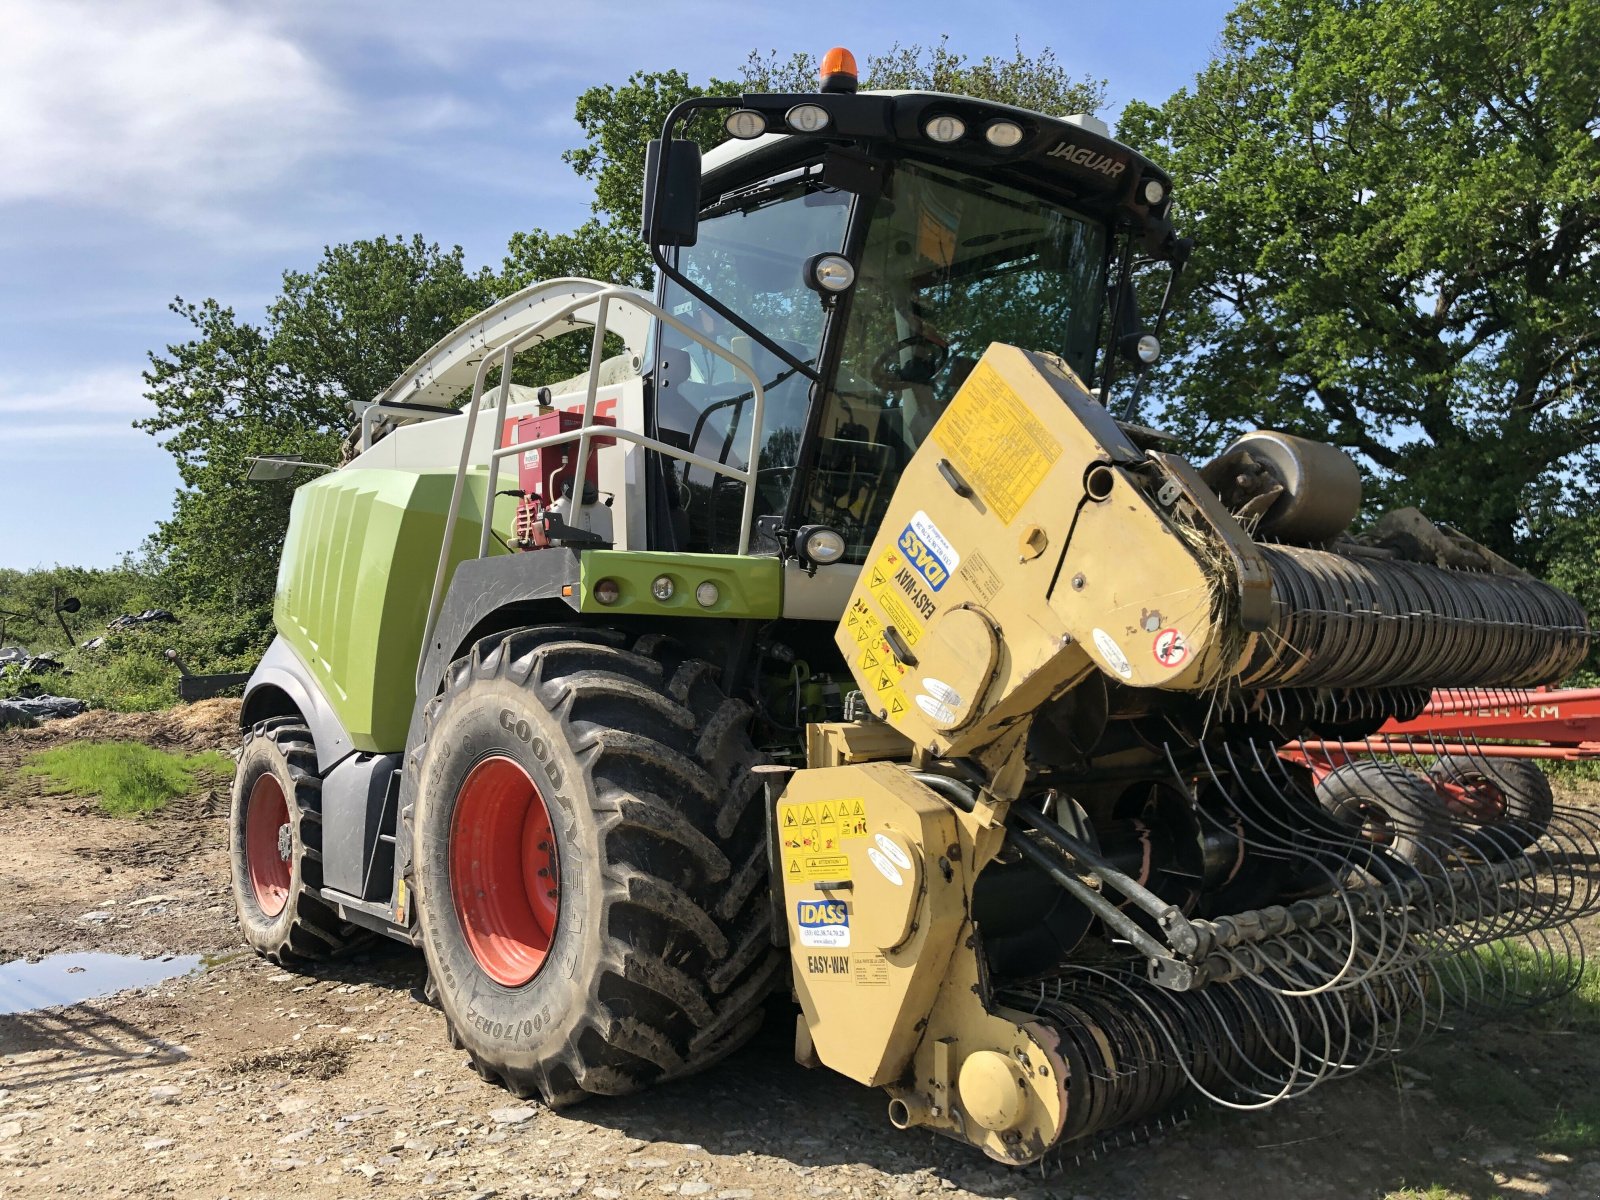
(4, 706), (1600, 1199)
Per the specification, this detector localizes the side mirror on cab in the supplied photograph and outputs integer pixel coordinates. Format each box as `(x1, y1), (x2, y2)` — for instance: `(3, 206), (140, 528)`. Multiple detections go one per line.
(642, 139), (703, 248)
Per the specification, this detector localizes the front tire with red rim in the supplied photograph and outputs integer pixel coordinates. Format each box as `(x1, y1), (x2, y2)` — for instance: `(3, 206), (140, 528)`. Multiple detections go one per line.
(229, 719), (361, 962)
(411, 625), (780, 1106)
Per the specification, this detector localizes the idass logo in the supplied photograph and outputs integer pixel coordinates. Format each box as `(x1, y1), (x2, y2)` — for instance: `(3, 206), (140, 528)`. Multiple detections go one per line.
(897, 510), (961, 592)
(795, 900), (850, 949)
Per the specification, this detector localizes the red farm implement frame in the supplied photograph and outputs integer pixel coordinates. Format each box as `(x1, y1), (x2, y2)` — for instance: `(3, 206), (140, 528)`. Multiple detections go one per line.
(1289, 687), (1600, 768)
(1281, 687), (1600, 830)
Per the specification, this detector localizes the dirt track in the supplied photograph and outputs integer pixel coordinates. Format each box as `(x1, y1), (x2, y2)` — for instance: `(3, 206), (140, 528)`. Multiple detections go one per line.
(4, 707), (1600, 1199)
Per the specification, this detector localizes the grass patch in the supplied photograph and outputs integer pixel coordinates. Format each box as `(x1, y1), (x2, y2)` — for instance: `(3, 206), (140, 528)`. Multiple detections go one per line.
(23, 741), (234, 816)
(1441, 939), (1600, 1033)
(1539, 1102), (1600, 1154)
(1384, 1187), (1469, 1200)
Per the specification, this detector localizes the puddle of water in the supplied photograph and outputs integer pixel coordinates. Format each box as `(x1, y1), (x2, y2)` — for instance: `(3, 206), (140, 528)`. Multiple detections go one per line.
(0, 952), (202, 1016)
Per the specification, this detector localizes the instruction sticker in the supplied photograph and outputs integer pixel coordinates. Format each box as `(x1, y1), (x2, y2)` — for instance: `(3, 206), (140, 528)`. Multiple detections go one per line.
(898, 511), (960, 592)
(1153, 628), (1190, 669)
(853, 957), (890, 987)
(868, 846), (904, 887)
(866, 548), (930, 640)
(874, 834), (913, 873)
(795, 900), (850, 949)
(779, 798), (869, 882)
(956, 549), (1004, 605)
(930, 360), (1062, 524)
(1092, 627), (1134, 679)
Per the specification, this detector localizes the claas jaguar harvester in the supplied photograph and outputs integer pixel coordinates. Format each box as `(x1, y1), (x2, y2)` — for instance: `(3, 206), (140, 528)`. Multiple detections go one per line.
(231, 49), (1597, 1164)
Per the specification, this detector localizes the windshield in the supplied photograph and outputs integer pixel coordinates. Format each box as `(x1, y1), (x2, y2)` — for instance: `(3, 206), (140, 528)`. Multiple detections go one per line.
(652, 169), (850, 554)
(798, 159), (1109, 560)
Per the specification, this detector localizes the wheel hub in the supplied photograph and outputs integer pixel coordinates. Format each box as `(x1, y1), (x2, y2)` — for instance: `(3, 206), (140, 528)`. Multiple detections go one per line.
(449, 755), (560, 987)
(244, 774), (292, 918)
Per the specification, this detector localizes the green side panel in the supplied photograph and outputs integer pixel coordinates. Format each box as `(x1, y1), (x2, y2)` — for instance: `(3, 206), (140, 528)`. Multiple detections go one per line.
(578, 551), (782, 619)
(274, 468), (518, 753)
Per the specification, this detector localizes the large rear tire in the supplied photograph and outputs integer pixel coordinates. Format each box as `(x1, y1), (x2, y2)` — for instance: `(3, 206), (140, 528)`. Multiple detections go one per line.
(410, 625), (781, 1105)
(229, 719), (363, 962)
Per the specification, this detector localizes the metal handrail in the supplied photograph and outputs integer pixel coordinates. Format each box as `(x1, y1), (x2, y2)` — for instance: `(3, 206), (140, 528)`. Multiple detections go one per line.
(417, 285), (768, 689)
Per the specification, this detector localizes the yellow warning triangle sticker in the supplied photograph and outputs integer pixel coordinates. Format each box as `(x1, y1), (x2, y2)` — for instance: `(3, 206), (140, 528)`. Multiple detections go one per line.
(876, 672), (893, 692)
(862, 649), (879, 669)
(852, 800), (866, 817)
(788, 860), (800, 874)
(870, 570), (886, 587)
(820, 803), (833, 823)
(783, 809), (797, 827)
(846, 612), (859, 627)
(890, 697), (906, 714)
(801, 805), (817, 825)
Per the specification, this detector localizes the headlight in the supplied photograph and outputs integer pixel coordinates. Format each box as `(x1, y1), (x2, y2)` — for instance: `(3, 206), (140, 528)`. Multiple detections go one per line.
(724, 110), (767, 140)
(807, 254), (856, 294)
(797, 525), (847, 566)
(984, 120), (1024, 148)
(1142, 178), (1167, 205)
(786, 103), (830, 133)
(593, 578), (621, 605)
(651, 574), (675, 601)
(695, 581), (720, 608)
(924, 115), (966, 143)
(1136, 334), (1162, 365)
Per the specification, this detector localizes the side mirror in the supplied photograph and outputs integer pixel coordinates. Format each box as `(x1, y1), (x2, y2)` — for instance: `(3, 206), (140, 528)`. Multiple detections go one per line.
(245, 455), (332, 482)
(642, 138), (702, 248)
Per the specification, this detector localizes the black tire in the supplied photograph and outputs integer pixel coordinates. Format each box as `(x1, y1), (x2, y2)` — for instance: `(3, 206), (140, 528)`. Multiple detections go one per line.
(410, 625), (781, 1106)
(229, 718), (362, 962)
(1314, 760), (1452, 865)
(1428, 753), (1554, 852)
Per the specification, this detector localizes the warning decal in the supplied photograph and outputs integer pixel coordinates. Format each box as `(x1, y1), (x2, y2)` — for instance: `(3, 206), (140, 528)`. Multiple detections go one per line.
(864, 548), (927, 645)
(779, 797), (869, 882)
(1153, 627), (1189, 669)
(930, 359), (1062, 524)
(843, 597), (913, 719)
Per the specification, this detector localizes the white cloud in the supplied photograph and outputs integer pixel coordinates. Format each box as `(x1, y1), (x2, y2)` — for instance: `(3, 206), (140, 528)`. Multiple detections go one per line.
(0, 0), (346, 214)
(0, 368), (154, 417)
(0, 367), (155, 463)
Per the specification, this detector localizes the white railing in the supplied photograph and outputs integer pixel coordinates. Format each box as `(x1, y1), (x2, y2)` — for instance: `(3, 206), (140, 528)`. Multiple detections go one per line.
(417, 285), (768, 688)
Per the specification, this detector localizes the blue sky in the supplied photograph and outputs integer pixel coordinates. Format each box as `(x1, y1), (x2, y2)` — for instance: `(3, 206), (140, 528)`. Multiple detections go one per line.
(0, 0), (1235, 569)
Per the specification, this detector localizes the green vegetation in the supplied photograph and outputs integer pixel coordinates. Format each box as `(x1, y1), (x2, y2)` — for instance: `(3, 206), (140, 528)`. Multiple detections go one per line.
(1383, 1187), (1469, 1200)
(0, 563), (264, 711)
(1449, 939), (1600, 1033)
(22, 741), (234, 817)
(1539, 1103), (1600, 1154)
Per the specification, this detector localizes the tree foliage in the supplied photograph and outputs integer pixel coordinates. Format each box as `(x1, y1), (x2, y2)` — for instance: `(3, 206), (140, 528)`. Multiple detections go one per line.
(558, 40), (1106, 284)
(1119, 0), (1600, 560)
(138, 236), (494, 620)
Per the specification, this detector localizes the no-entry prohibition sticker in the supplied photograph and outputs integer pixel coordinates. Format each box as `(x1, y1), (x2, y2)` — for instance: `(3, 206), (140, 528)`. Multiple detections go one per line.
(1153, 627), (1189, 669)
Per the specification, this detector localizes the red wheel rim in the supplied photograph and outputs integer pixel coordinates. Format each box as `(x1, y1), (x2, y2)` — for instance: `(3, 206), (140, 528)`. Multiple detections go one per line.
(245, 774), (292, 917)
(450, 755), (560, 987)
(1437, 776), (1508, 823)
